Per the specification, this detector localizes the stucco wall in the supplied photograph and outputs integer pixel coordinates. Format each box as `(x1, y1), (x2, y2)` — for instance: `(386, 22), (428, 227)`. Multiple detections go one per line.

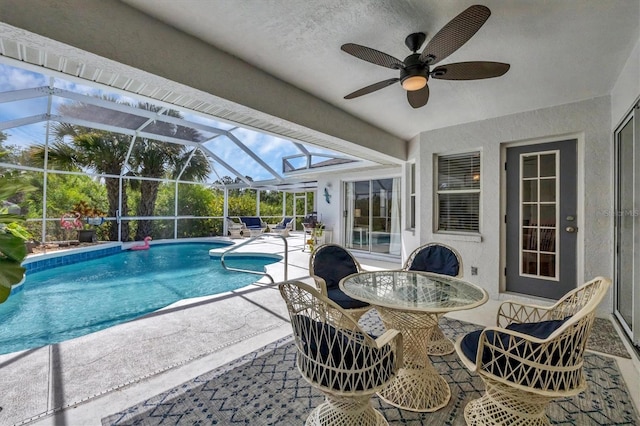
(611, 37), (640, 129)
(416, 96), (612, 314)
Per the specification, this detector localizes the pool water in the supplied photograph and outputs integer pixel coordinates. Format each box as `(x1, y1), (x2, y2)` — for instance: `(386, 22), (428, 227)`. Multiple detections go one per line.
(0, 243), (280, 355)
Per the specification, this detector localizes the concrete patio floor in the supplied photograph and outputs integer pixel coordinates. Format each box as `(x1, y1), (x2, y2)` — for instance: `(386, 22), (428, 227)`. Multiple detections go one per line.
(0, 233), (637, 425)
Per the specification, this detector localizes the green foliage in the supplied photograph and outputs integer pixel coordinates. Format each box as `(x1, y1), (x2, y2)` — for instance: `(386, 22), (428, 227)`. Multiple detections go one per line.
(0, 179), (34, 303)
(6, 222), (33, 241)
(259, 190), (284, 221)
(3, 124), (314, 244)
(155, 183), (222, 237)
(228, 189), (259, 216)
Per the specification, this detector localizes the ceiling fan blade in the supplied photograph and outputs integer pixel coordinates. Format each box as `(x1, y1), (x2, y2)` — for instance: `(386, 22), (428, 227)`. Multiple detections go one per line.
(407, 85), (430, 108)
(431, 61), (510, 80)
(341, 43), (405, 69)
(344, 78), (399, 99)
(419, 5), (491, 65)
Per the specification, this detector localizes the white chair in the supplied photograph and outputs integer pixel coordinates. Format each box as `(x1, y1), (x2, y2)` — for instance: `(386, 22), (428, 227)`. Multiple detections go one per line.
(226, 217), (243, 239)
(279, 280), (403, 426)
(270, 217), (293, 237)
(455, 276), (611, 426)
(403, 242), (462, 355)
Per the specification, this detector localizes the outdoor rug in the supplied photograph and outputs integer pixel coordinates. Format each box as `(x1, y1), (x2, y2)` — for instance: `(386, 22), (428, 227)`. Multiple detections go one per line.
(103, 313), (638, 425)
(589, 317), (631, 358)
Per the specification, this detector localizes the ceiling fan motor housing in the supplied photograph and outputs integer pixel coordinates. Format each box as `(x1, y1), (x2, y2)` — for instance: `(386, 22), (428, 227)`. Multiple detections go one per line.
(400, 53), (429, 84)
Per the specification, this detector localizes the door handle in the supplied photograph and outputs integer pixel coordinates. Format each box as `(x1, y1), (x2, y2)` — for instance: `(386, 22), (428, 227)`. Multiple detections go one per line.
(565, 226), (577, 233)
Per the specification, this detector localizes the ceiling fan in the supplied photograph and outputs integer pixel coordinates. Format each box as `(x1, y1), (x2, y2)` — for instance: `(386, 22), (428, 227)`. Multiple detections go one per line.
(341, 5), (510, 109)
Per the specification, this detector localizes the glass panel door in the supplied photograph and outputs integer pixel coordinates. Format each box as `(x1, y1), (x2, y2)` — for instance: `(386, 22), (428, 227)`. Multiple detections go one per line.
(371, 179), (393, 253)
(615, 110), (638, 346)
(520, 152), (558, 279)
(506, 140), (576, 299)
(352, 181), (370, 249)
(344, 178), (400, 255)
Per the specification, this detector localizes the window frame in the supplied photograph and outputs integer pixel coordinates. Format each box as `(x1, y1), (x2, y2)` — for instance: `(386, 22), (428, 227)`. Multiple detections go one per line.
(409, 162), (416, 229)
(434, 151), (482, 234)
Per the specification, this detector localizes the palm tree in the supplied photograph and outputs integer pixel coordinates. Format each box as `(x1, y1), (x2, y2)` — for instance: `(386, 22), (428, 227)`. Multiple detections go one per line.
(31, 99), (212, 241)
(128, 105), (211, 240)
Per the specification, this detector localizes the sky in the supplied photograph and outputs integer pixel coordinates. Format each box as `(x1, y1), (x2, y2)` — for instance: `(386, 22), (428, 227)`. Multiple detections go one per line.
(0, 62), (344, 183)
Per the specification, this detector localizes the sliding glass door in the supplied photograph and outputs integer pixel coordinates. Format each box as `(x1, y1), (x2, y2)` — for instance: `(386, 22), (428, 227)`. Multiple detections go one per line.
(614, 106), (640, 348)
(344, 178), (400, 255)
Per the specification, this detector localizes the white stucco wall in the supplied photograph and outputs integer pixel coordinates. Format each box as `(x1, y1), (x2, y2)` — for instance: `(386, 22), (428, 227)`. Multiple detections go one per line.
(416, 96), (612, 314)
(611, 37), (640, 130)
(402, 135), (421, 260)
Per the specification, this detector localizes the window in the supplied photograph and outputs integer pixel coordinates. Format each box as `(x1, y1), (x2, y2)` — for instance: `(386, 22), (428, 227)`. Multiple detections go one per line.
(409, 163), (416, 229)
(436, 152), (480, 232)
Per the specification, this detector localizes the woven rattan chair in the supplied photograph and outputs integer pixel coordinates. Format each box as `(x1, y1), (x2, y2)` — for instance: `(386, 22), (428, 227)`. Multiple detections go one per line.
(403, 242), (463, 355)
(455, 276), (611, 426)
(279, 280), (403, 426)
(309, 243), (371, 322)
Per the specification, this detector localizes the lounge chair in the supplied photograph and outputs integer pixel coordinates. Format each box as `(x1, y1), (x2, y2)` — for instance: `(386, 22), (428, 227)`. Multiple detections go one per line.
(402, 242), (462, 355)
(309, 243), (371, 324)
(238, 216), (267, 237)
(269, 217), (293, 237)
(279, 280), (403, 426)
(455, 276), (611, 425)
(226, 217), (244, 239)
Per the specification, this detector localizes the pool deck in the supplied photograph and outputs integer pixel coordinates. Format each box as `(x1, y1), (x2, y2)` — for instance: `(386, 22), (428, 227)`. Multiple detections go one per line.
(0, 233), (638, 425)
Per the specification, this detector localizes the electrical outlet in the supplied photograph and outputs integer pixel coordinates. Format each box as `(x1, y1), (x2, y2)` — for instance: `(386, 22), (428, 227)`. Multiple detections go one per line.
(471, 266), (478, 275)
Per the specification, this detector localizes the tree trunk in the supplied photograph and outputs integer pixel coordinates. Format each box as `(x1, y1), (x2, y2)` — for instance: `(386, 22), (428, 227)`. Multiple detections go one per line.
(135, 180), (159, 240)
(105, 177), (129, 241)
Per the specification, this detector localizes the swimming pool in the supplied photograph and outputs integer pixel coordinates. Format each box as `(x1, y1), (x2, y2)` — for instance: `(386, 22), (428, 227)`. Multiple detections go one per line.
(0, 243), (281, 355)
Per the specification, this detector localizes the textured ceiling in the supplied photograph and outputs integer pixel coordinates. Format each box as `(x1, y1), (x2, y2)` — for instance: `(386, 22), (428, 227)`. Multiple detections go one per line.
(122, 0), (640, 140)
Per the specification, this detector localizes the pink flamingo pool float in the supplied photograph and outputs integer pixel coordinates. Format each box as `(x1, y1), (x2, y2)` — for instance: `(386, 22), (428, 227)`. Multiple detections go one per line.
(130, 236), (152, 250)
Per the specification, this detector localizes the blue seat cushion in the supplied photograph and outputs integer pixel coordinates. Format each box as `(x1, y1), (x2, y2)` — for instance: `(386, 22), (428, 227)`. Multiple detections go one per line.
(327, 287), (370, 309)
(313, 246), (369, 309)
(296, 315), (395, 391)
(460, 318), (571, 389)
(239, 217), (263, 228)
(408, 245), (459, 276)
(274, 218), (292, 230)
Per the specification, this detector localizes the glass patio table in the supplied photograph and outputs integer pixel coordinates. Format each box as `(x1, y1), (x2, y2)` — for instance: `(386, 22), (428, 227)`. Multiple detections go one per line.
(340, 270), (488, 412)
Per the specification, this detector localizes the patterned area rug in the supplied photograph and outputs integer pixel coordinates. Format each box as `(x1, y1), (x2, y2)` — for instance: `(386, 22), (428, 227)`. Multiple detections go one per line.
(103, 313), (638, 426)
(589, 317), (631, 358)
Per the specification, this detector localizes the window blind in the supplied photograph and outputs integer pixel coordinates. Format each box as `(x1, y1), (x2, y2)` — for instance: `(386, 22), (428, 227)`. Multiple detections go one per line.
(436, 152), (481, 232)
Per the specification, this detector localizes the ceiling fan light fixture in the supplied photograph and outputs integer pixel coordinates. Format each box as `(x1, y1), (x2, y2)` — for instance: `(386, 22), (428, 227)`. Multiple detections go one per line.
(401, 75), (427, 91)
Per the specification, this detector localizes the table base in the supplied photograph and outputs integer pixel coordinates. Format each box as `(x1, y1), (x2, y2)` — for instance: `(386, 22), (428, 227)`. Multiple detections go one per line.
(376, 308), (452, 412)
(378, 365), (451, 412)
(426, 322), (455, 355)
(306, 394), (388, 426)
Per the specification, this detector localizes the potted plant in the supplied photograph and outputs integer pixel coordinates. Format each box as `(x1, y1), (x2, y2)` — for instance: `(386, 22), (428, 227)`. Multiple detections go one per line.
(71, 201), (105, 243)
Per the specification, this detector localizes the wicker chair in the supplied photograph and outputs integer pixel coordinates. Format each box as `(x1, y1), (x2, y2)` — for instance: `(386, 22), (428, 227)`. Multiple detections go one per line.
(309, 243), (372, 322)
(454, 276), (611, 426)
(403, 242), (462, 355)
(279, 280), (403, 426)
